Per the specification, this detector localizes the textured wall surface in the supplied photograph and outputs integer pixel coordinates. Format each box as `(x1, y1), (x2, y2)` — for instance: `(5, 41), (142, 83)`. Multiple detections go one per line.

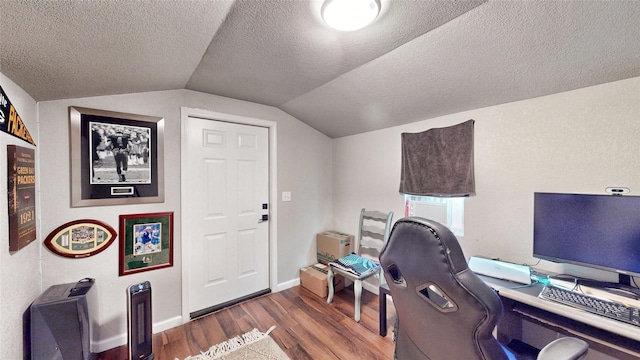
(3, 1), (639, 138)
(333, 76), (640, 283)
(0, 74), (40, 360)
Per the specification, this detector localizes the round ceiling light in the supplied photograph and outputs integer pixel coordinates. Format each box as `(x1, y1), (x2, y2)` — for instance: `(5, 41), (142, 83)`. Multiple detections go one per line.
(322, 0), (380, 32)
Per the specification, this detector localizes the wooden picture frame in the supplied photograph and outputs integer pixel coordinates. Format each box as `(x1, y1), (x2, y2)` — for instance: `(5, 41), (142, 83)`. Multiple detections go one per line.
(44, 219), (117, 258)
(119, 212), (173, 276)
(69, 106), (164, 207)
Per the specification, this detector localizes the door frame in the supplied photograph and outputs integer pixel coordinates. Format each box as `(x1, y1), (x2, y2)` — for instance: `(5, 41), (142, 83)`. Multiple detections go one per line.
(179, 106), (278, 323)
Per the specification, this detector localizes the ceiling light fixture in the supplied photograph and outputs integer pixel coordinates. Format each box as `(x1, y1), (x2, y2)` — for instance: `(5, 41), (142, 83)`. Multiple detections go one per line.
(321, 0), (380, 32)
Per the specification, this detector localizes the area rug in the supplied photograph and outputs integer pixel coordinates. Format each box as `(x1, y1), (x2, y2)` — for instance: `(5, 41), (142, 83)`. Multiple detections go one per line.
(181, 326), (290, 360)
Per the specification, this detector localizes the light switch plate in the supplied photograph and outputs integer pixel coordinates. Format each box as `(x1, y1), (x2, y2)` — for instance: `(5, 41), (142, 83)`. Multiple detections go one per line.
(282, 191), (291, 202)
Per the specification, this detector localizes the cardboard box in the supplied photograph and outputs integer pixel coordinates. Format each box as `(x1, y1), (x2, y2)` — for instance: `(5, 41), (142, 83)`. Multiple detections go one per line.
(317, 231), (353, 264)
(300, 263), (344, 298)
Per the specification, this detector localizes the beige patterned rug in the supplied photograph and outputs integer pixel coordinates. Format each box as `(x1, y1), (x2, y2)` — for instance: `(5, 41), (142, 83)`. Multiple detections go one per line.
(181, 327), (290, 360)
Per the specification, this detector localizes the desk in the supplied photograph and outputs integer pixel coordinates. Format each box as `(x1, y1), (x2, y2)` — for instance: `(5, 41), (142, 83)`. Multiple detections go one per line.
(379, 275), (640, 358)
(480, 275), (640, 360)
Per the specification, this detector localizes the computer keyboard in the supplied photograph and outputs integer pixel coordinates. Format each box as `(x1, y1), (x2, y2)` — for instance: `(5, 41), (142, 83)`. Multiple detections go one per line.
(539, 285), (640, 327)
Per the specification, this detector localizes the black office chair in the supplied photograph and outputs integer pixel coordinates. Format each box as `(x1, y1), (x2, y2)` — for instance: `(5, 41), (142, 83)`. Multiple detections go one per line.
(379, 217), (588, 360)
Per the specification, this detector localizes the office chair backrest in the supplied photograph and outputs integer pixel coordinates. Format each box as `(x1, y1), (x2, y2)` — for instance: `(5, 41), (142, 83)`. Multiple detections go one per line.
(379, 217), (510, 360)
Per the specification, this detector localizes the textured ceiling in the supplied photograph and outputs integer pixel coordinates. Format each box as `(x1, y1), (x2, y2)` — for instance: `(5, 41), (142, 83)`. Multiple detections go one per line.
(1, 0), (639, 138)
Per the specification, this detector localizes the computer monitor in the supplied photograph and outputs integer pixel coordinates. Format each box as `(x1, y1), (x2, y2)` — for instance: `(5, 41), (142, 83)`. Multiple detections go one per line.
(533, 192), (640, 286)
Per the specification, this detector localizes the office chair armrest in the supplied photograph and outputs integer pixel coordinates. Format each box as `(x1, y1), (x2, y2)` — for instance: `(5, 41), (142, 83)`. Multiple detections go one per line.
(537, 337), (588, 360)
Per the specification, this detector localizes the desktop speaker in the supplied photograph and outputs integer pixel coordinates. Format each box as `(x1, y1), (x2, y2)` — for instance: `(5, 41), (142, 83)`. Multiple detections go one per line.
(468, 257), (532, 285)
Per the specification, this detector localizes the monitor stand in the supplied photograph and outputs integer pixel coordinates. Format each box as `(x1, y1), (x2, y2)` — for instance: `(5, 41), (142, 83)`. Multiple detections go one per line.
(620, 274), (632, 287)
(578, 274), (640, 300)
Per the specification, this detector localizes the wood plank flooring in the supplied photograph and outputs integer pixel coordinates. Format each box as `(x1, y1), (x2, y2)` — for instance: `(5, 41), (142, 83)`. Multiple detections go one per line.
(97, 285), (397, 359)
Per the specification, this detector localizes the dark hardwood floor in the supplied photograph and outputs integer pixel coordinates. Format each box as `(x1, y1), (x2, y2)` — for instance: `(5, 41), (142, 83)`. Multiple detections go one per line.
(97, 285), (397, 359)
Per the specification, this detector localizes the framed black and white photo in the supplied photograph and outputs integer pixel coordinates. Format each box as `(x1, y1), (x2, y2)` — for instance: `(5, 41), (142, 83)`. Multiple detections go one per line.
(69, 106), (164, 207)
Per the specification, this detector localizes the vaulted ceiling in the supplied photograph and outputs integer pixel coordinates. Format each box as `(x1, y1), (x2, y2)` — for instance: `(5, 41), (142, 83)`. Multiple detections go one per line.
(1, 1), (639, 138)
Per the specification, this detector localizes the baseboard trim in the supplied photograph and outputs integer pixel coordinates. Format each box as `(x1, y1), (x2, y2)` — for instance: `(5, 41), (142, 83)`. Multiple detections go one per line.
(190, 289), (272, 320)
(91, 333), (125, 354)
(277, 278), (300, 292)
(93, 279), (303, 354)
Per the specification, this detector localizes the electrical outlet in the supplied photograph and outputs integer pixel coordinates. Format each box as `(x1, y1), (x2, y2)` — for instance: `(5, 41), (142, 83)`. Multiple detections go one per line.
(282, 191), (291, 202)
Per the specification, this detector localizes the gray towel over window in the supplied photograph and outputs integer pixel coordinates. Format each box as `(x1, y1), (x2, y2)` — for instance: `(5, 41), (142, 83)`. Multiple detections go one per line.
(400, 120), (475, 197)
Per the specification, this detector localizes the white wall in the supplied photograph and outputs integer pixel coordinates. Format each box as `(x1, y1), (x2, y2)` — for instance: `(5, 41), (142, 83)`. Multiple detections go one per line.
(37, 91), (185, 350)
(333, 76), (640, 283)
(28, 89), (333, 354)
(6, 70), (639, 357)
(0, 74), (40, 360)
(183, 91), (334, 281)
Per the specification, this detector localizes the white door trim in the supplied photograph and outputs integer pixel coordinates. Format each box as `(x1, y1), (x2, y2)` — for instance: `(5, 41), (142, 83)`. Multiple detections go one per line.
(179, 106), (278, 324)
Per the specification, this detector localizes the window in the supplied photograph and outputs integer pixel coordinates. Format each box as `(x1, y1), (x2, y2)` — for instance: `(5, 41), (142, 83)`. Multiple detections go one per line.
(404, 195), (465, 236)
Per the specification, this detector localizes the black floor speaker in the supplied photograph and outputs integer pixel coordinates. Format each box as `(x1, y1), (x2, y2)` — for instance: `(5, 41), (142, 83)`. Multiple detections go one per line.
(29, 278), (97, 360)
(127, 281), (154, 360)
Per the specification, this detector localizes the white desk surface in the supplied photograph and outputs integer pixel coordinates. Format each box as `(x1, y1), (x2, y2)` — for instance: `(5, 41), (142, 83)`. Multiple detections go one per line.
(479, 275), (640, 343)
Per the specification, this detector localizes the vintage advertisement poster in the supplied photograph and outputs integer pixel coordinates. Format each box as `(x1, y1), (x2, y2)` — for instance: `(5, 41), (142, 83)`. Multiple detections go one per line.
(7, 145), (36, 251)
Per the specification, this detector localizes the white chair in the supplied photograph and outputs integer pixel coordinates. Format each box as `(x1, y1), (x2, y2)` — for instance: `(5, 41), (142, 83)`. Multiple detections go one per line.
(327, 208), (394, 322)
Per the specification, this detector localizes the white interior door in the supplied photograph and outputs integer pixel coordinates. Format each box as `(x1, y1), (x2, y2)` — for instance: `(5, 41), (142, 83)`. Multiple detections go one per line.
(185, 116), (270, 316)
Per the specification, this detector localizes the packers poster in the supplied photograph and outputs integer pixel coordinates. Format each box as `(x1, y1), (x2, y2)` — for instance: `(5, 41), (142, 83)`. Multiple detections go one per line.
(0, 85), (36, 146)
(7, 145), (36, 251)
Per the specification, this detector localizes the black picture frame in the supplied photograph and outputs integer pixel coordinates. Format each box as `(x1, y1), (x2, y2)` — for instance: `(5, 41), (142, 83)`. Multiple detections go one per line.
(69, 106), (164, 207)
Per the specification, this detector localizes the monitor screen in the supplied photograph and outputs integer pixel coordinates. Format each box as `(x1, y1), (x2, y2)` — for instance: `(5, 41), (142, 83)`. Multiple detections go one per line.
(533, 192), (640, 278)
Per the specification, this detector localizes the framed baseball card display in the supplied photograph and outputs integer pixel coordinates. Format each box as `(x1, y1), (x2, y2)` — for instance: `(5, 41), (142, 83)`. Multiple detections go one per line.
(44, 219), (117, 258)
(119, 212), (173, 276)
(69, 106), (164, 207)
